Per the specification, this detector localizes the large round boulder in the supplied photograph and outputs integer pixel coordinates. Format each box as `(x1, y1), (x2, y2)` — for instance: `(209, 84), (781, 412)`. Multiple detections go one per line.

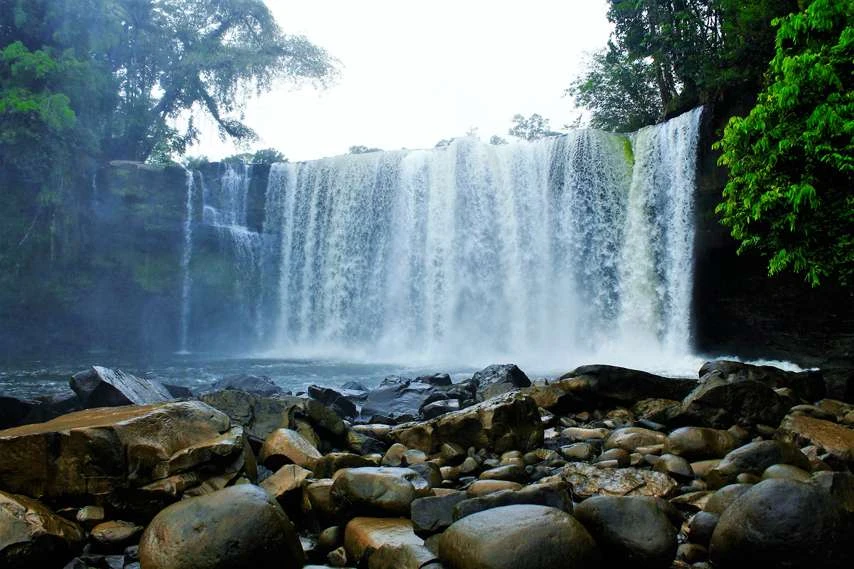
(0, 491), (84, 568)
(574, 495), (677, 569)
(138, 484), (304, 569)
(331, 467), (430, 516)
(438, 504), (600, 569)
(710, 479), (852, 568)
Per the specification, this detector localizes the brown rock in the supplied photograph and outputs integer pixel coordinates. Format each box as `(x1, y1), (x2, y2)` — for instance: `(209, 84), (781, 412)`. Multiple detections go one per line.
(331, 467), (429, 516)
(389, 392), (543, 454)
(261, 464), (312, 505)
(560, 463), (678, 499)
(706, 440), (810, 489)
(90, 520), (142, 548)
(259, 428), (322, 470)
(665, 427), (739, 460)
(139, 484), (303, 569)
(0, 491), (84, 568)
(604, 427), (666, 452)
(344, 517), (424, 565)
(467, 480), (523, 496)
(439, 504), (600, 569)
(777, 414), (854, 463)
(0, 401), (242, 505)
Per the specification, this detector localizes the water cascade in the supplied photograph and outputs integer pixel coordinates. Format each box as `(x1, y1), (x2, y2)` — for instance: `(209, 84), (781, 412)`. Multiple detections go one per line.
(178, 169), (195, 354)
(185, 108), (703, 371)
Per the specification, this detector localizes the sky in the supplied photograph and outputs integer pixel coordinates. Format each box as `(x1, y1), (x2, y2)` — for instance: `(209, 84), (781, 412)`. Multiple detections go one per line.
(189, 0), (613, 162)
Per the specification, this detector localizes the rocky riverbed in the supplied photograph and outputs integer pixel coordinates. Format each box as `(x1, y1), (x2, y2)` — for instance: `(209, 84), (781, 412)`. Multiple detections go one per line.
(0, 361), (852, 569)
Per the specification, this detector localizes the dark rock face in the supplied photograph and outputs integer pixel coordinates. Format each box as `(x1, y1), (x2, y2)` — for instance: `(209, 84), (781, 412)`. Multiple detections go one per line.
(308, 385), (358, 419)
(0, 491), (85, 568)
(699, 360), (825, 401)
(710, 479), (853, 569)
(361, 378), (436, 422)
(438, 505), (601, 569)
(453, 481), (573, 520)
(211, 374), (282, 397)
(411, 492), (468, 535)
(574, 496), (678, 569)
(557, 365), (698, 408)
(470, 364), (531, 401)
(70, 366), (172, 408)
(680, 374), (788, 428)
(139, 485), (304, 569)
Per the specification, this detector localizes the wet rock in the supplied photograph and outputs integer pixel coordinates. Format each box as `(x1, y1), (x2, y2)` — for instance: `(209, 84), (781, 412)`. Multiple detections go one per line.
(303, 479), (338, 527)
(0, 491), (84, 568)
(200, 389), (301, 440)
(343, 517), (423, 566)
(479, 464), (527, 482)
(453, 480), (573, 520)
(560, 442), (596, 461)
(211, 374), (282, 396)
(471, 364), (531, 401)
(574, 496), (678, 569)
(605, 427), (667, 451)
(777, 413), (854, 463)
(421, 398), (460, 419)
(368, 540), (438, 569)
(688, 511), (719, 547)
(703, 484), (754, 515)
(308, 385), (358, 419)
(681, 375), (788, 428)
(561, 463), (679, 499)
(331, 467), (429, 516)
(467, 480), (522, 496)
(439, 504), (600, 569)
(699, 360), (825, 402)
(632, 398), (684, 425)
(706, 440), (810, 489)
(361, 377), (437, 422)
(653, 454), (694, 481)
(710, 479), (852, 568)
(312, 452), (375, 478)
(557, 365), (698, 406)
(811, 471), (854, 514)
(0, 396), (38, 429)
(665, 427), (739, 460)
(70, 366), (172, 407)
(411, 491), (468, 535)
(0, 401), (244, 507)
(139, 484), (303, 569)
(596, 448), (630, 467)
(163, 384), (193, 399)
(390, 392), (543, 454)
(416, 373), (453, 387)
(260, 464), (312, 507)
(259, 428), (322, 470)
(90, 520), (142, 550)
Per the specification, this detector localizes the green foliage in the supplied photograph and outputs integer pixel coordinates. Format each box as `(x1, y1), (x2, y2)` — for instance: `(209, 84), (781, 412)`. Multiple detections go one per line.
(489, 135), (508, 145)
(508, 113), (560, 141)
(222, 148), (287, 165)
(571, 0), (800, 131)
(714, 0), (853, 286)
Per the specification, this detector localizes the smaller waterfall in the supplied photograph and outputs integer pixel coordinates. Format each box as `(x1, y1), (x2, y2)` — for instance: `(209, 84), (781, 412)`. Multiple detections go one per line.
(178, 169), (195, 354)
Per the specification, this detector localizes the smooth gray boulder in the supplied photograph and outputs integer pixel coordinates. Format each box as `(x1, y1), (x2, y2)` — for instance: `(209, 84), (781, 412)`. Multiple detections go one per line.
(70, 366), (172, 407)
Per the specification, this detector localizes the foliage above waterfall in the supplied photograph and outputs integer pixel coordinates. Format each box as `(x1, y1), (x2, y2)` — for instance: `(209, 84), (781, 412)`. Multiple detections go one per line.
(569, 0), (800, 131)
(0, 0), (335, 163)
(715, 0), (853, 287)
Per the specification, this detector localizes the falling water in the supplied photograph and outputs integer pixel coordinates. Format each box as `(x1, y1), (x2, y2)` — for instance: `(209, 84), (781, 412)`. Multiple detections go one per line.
(178, 169), (195, 354)
(249, 108), (704, 369)
(182, 108), (704, 370)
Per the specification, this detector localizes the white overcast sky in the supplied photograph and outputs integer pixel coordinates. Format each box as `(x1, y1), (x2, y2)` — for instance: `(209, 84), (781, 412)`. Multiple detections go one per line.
(188, 0), (613, 162)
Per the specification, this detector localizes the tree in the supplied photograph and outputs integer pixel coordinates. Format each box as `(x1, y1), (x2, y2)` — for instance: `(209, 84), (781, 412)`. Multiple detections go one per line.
(508, 113), (559, 141)
(714, 0), (853, 286)
(567, 44), (660, 132)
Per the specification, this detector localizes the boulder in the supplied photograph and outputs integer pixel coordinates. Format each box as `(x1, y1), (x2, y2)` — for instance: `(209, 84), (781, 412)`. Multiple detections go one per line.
(259, 428), (322, 470)
(312, 452), (375, 479)
(706, 440), (810, 489)
(308, 385), (358, 419)
(260, 464), (312, 507)
(343, 517), (424, 566)
(664, 427), (739, 459)
(200, 389), (301, 440)
(411, 491), (469, 535)
(0, 396), (38, 429)
(211, 374), (282, 396)
(90, 520), (143, 550)
(361, 377), (436, 422)
(604, 427), (666, 451)
(421, 398), (461, 419)
(453, 480), (573, 520)
(139, 484), (304, 569)
(0, 491), (84, 568)
(390, 392), (543, 454)
(710, 479), (852, 568)
(574, 496), (677, 569)
(776, 413), (854, 463)
(70, 366), (172, 408)
(560, 463), (678, 499)
(438, 505), (600, 569)
(0, 401), (246, 507)
(699, 360), (825, 402)
(331, 467), (429, 516)
(680, 374), (788, 428)
(471, 364), (531, 401)
(557, 365), (698, 406)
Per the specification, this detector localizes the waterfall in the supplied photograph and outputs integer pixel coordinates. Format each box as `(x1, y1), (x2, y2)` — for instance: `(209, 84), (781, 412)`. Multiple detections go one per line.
(182, 108), (703, 370)
(243, 108), (705, 370)
(178, 169), (195, 354)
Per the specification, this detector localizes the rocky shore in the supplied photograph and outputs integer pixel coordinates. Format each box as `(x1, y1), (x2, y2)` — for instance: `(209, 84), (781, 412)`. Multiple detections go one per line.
(0, 361), (852, 569)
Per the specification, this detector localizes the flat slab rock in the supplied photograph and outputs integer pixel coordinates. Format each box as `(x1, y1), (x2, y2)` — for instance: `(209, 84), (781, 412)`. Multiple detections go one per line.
(70, 366), (172, 407)
(0, 401), (239, 502)
(559, 463), (679, 499)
